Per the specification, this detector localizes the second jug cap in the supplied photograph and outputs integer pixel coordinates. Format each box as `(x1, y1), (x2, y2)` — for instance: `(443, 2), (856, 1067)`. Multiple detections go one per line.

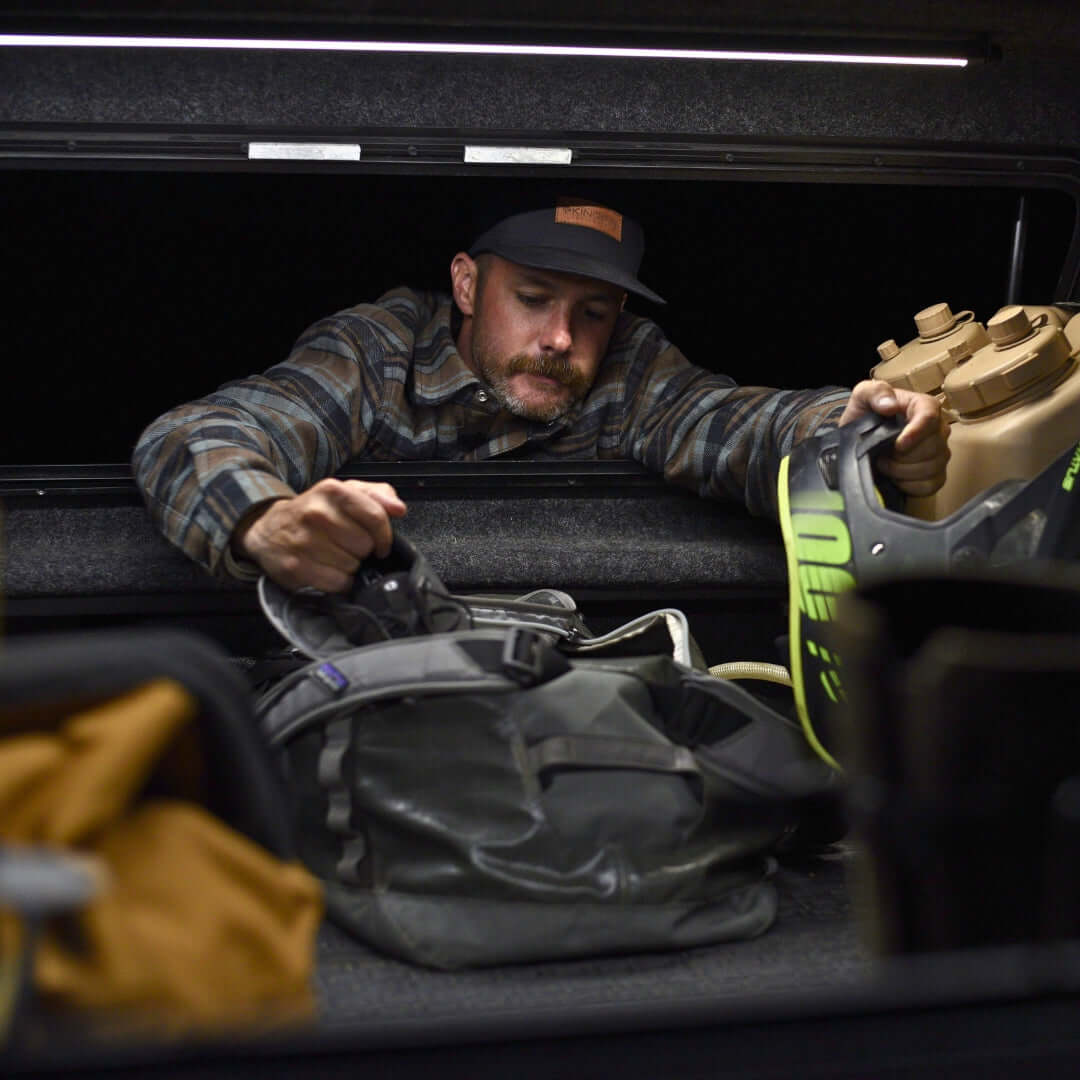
(915, 302), (973, 340)
(876, 339), (901, 362)
(987, 305), (1036, 348)
(943, 318), (1073, 415)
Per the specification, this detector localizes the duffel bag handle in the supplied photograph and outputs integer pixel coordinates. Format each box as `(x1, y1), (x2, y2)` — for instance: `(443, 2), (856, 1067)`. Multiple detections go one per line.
(526, 735), (701, 794)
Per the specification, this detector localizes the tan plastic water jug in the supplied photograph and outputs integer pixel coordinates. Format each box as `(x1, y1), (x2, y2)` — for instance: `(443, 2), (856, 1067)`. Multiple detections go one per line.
(920, 305), (1080, 520)
(1067, 312), (1080, 352)
(871, 303), (991, 396)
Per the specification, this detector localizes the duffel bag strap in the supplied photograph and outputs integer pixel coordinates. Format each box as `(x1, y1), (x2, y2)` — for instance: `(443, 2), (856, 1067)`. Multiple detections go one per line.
(258, 629), (570, 747)
(568, 608), (700, 668)
(455, 589), (593, 643)
(526, 735), (701, 786)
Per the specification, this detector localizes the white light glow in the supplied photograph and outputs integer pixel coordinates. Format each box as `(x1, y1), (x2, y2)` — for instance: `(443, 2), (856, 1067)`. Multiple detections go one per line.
(0, 34), (970, 67)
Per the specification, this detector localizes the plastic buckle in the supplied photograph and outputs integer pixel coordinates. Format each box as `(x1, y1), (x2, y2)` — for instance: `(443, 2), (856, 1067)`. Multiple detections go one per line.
(501, 627), (545, 686)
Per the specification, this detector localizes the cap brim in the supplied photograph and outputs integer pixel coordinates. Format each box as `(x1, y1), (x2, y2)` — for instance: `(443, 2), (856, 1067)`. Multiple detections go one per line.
(472, 241), (666, 305)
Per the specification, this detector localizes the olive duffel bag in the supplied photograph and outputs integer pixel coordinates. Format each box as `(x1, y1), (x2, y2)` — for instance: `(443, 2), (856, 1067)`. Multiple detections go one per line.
(256, 626), (838, 970)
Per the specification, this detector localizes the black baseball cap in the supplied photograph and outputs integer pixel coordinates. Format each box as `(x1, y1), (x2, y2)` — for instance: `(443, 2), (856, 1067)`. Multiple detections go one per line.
(468, 197), (665, 305)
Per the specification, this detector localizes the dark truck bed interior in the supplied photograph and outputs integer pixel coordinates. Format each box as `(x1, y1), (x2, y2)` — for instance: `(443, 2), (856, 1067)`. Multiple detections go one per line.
(5, 2), (1080, 1075)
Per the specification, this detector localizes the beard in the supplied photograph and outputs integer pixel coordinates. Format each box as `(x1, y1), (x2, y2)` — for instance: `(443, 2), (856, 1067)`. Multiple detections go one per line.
(477, 349), (593, 423)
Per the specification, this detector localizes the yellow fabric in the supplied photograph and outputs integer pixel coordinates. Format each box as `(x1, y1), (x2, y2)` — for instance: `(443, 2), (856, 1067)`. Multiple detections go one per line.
(0, 678), (323, 1031)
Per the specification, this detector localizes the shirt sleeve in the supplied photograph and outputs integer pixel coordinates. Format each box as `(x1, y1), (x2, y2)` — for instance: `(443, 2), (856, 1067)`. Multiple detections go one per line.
(131, 308), (394, 578)
(618, 322), (850, 519)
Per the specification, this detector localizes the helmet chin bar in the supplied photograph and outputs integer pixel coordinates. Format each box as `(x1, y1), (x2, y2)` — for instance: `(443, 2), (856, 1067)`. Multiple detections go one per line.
(779, 412), (1080, 768)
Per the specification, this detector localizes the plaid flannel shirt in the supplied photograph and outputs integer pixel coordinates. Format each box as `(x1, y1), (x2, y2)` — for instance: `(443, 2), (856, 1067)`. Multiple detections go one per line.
(133, 287), (849, 578)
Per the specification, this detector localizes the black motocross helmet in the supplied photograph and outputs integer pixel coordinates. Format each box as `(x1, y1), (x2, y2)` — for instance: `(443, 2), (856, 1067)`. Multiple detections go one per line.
(779, 412), (1080, 768)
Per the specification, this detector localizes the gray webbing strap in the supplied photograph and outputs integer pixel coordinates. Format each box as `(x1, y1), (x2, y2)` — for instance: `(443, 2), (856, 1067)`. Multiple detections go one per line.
(526, 735), (700, 780)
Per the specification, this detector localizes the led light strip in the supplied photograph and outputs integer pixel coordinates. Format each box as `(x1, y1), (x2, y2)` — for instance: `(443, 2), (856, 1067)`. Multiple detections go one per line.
(0, 34), (970, 67)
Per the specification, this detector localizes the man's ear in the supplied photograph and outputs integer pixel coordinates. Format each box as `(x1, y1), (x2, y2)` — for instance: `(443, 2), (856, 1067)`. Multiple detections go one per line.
(450, 253), (479, 316)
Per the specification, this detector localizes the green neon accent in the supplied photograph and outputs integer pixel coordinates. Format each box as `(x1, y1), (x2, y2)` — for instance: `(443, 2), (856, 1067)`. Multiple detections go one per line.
(820, 671), (838, 703)
(792, 511), (853, 566)
(806, 639), (819, 657)
(778, 455), (842, 772)
(798, 563), (858, 621)
(790, 488), (845, 512)
(1062, 444), (1080, 492)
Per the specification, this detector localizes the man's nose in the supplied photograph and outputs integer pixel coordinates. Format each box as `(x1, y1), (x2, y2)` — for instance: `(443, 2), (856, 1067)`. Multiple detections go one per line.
(540, 307), (573, 354)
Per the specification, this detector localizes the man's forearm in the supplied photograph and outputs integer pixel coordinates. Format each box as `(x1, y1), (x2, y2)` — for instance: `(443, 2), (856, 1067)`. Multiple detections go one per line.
(132, 405), (298, 577)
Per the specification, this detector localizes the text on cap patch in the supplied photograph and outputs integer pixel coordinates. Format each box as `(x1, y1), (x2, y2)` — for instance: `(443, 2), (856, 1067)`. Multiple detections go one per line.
(554, 199), (623, 242)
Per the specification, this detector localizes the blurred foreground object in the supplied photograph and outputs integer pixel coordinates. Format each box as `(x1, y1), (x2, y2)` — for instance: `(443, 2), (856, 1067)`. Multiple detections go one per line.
(830, 573), (1080, 952)
(0, 629), (322, 1044)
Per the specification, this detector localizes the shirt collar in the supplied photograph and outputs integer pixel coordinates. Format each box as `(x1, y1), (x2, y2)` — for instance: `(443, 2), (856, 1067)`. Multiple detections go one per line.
(411, 294), (483, 406)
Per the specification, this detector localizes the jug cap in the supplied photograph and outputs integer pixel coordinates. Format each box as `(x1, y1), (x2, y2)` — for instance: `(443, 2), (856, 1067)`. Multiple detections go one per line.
(872, 344), (973, 394)
(871, 316), (985, 394)
(876, 339), (900, 363)
(987, 305), (1036, 348)
(915, 303), (974, 341)
(943, 322), (1074, 415)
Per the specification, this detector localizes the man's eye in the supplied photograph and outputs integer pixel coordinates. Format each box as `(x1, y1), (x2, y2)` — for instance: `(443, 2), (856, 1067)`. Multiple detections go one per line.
(585, 307), (610, 321)
(517, 293), (544, 307)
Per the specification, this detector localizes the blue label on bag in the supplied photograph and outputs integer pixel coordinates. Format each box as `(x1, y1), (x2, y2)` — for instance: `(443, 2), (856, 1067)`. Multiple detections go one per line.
(312, 662), (349, 695)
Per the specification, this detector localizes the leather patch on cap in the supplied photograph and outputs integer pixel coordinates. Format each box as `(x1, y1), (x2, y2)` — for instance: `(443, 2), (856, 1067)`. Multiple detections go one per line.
(554, 199), (623, 242)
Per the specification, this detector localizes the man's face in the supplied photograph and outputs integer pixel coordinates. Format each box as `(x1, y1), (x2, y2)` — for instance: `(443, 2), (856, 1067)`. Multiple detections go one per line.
(462, 255), (624, 423)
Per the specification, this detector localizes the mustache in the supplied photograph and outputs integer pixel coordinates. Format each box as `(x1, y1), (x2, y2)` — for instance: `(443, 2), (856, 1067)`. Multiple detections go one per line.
(506, 353), (590, 395)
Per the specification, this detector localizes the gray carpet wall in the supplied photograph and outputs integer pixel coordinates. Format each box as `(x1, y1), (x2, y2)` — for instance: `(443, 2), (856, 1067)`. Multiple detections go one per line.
(2, 46), (1079, 147)
(2, 483), (792, 668)
(3, 493), (787, 599)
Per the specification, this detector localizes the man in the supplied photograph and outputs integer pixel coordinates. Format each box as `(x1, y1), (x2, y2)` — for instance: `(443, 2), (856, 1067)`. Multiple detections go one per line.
(133, 198), (948, 591)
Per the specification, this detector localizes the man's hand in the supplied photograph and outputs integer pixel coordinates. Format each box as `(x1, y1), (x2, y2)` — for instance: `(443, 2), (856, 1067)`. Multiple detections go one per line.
(838, 379), (950, 497)
(232, 478), (407, 592)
